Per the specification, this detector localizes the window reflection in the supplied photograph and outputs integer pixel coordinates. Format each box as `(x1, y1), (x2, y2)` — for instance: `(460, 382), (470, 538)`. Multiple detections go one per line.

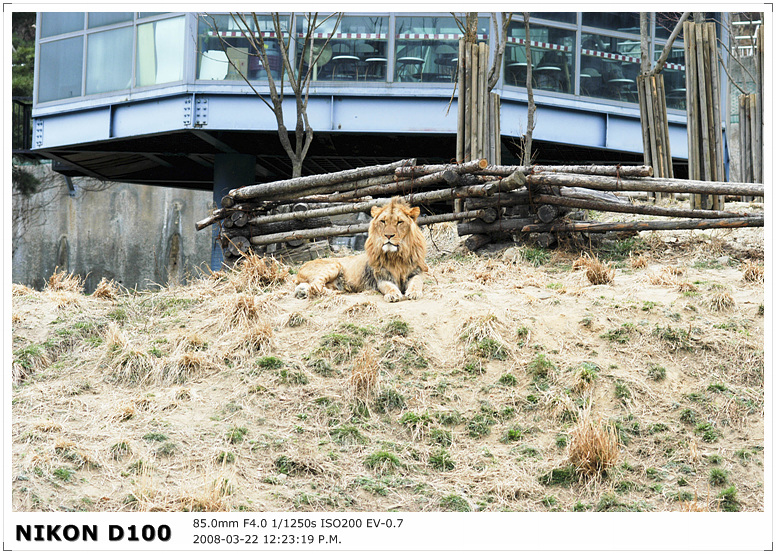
(533, 13), (576, 24)
(137, 17), (185, 87)
(38, 36), (83, 101)
(297, 15), (388, 82)
(87, 13), (133, 29)
(86, 27), (133, 94)
(580, 32), (639, 102)
(505, 19), (575, 93)
(581, 12), (640, 33)
(394, 16), (488, 83)
(40, 12), (84, 38)
(197, 14), (289, 81)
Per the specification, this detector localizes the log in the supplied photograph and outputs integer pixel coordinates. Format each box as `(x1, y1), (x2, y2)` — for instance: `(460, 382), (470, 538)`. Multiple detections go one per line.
(272, 240), (331, 263)
(248, 210), (486, 246)
(536, 204), (559, 223)
(532, 194), (750, 219)
(525, 173), (764, 197)
(465, 234), (492, 251)
(272, 173), (403, 203)
(457, 217), (536, 236)
(557, 187), (630, 205)
(195, 210), (225, 231)
(222, 217), (332, 239)
(229, 158), (416, 201)
(231, 211), (249, 227)
(520, 217), (764, 234)
(317, 168), (484, 203)
(395, 158), (487, 177)
(224, 235), (251, 257)
(476, 164), (653, 178)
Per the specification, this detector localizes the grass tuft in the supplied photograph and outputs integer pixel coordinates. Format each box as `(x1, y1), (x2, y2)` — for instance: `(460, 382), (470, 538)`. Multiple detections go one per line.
(567, 410), (619, 478)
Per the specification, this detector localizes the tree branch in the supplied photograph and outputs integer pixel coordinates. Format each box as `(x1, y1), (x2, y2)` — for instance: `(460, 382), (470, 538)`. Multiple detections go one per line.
(653, 11), (690, 74)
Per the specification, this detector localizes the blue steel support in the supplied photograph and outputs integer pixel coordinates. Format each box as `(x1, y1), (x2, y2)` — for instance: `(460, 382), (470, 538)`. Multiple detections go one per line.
(211, 153), (255, 270)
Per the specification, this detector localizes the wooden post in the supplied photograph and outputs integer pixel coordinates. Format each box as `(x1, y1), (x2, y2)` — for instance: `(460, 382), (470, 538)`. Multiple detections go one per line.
(456, 38), (466, 164)
(470, 42), (479, 161)
(478, 41), (487, 160)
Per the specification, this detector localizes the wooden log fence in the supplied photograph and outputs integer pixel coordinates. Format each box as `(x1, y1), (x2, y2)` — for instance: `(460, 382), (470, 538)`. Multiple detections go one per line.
(196, 158), (764, 260)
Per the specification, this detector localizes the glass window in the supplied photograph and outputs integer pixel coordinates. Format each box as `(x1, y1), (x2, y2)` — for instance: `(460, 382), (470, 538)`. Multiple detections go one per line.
(139, 13), (166, 19)
(505, 20), (575, 94)
(582, 13), (640, 34)
(580, 32), (640, 103)
(137, 16), (185, 87)
(40, 12), (84, 38)
(532, 13), (577, 25)
(38, 36), (83, 101)
(394, 16), (488, 83)
(655, 45), (686, 109)
(197, 14), (290, 81)
(86, 27), (133, 94)
(88, 12), (133, 28)
(297, 15), (388, 82)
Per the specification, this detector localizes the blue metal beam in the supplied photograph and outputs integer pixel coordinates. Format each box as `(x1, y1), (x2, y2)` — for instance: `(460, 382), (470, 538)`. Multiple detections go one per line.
(32, 90), (689, 159)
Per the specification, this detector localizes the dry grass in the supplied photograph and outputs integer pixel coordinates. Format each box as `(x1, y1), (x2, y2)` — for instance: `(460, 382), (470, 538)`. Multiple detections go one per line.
(46, 269), (85, 294)
(458, 314), (507, 352)
(708, 290), (735, 311)
(227, 252), (290, 291)
(347, 346), (380, 400)
(12, 284), (36, 296)
(742, 260), (764, 283)
(92, 277), (121, 300)
(630, 254), (649, 269)
(344, 301), (379, 319)
(574, 253), (614, 285)
(567, 409), (620, 478)
(10, 227), (764, 513)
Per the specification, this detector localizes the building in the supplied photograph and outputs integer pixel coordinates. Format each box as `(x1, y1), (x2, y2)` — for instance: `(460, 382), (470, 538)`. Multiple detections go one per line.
(32, 12), (726, 185)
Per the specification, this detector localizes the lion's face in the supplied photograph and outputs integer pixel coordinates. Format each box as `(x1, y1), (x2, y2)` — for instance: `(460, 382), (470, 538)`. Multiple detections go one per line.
(369, 201), (421, 254)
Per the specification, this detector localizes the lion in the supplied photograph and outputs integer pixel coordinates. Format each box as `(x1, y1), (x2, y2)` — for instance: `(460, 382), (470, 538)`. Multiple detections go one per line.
(294, 197), (428, 302)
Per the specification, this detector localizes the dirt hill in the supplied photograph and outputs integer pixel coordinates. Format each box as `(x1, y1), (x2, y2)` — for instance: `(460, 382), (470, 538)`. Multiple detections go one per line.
(11, 218), (764, 512)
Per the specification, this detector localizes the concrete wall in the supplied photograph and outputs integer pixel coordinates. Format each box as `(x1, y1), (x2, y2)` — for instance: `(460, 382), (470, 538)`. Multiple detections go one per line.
(12, 164), (214, 292)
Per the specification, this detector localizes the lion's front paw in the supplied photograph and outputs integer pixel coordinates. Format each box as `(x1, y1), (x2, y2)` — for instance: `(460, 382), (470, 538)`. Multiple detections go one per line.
(294, 283), (310, 298)
(384, 291), (403, 303)
(405, 289), (423, 300)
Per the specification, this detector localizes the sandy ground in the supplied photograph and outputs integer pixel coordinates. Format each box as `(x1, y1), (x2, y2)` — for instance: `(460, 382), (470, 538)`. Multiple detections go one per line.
(11, 214), (764, 513)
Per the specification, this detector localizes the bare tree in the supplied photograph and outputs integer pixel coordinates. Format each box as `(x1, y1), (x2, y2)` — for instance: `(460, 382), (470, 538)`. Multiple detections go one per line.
(487, 12), (512, 91)
(522, 13), (536, 166)
(204, 12), (343, 178)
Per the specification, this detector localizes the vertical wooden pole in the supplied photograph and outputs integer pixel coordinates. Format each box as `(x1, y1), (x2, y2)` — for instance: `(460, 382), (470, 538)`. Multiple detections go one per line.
(684, 21), (698, 180)
(494, 93), (501, 164)
(637, 76), (652, 170)
(752, 94), (762, 184)
(477, 41), (487, 160)
(470, 43), (479, 161)
(656, 74), (673, 178)
(464, 42), (473, 161)
(456, 38), (466, 164)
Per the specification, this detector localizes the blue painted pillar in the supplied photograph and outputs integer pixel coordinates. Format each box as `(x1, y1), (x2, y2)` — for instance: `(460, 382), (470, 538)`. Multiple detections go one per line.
(211, 153), (256, 270)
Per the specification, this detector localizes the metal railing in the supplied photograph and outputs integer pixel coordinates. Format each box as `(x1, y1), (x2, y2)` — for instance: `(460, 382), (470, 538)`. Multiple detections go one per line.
(12, 97), (33, 152)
